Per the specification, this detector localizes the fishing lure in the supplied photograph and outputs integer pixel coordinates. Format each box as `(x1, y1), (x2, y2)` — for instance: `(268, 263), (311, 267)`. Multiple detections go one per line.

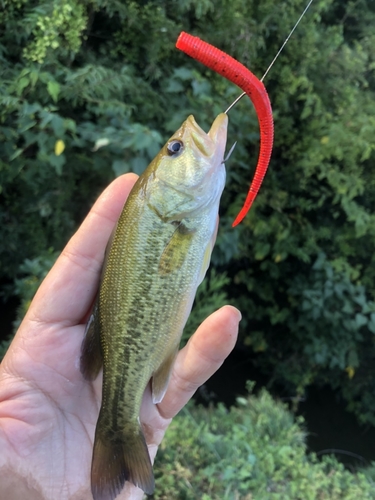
(176, 32), (274, 227)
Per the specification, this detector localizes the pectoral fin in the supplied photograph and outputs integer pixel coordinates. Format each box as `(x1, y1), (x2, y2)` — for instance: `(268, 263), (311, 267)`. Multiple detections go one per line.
(152, 347), (179, 404)
(158, 222), (194, 275)
(80, 301), (102, 380)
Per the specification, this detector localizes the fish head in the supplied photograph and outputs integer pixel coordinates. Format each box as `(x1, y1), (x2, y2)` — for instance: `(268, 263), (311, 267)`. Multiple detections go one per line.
(144, 113), (228, 221)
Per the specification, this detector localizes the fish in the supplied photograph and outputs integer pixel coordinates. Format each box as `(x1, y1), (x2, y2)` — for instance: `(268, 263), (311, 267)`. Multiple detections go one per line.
(80, 112), (228, 499)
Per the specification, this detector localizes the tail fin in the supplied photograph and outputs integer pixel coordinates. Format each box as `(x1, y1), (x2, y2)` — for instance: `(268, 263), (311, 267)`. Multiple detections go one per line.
(91, 425), (155, 500)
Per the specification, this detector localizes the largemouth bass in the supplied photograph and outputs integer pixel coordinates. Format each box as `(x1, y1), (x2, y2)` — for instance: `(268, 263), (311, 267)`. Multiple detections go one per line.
(80, 113), (228, 499)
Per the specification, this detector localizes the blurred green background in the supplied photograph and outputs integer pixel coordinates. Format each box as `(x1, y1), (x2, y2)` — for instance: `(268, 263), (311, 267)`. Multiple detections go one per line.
(1, 0), (375, 497)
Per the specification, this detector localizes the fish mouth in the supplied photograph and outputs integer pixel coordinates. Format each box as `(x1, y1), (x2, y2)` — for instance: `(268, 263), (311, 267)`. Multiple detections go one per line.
(208, 113), (228, 143)
(191, 130), (213, 156)
(183, 115), (213, 157)
(184, 114), (228, 158)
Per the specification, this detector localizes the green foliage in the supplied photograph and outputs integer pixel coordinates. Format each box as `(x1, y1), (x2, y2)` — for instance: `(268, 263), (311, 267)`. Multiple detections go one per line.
(22, 1), (87, 63)
(12, 249), (59, 328)
(270, 253), (375, 423)
(0, 249), (59, 359)
(1, 0), (375, 427)
(153, 386), (375, 499)
(0, 337), (12, 362)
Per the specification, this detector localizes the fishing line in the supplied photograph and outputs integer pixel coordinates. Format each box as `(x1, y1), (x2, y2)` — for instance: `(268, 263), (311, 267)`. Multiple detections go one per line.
(225, 0), (315, 114)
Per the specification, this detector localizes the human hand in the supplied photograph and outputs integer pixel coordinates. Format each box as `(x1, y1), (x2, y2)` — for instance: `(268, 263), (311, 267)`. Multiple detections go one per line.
(0, 173), (241, 500)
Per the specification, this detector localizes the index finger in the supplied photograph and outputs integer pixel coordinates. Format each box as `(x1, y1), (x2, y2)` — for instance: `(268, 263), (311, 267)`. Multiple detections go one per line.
(27, 173), (138, 327)
(157, 305), (241, 420)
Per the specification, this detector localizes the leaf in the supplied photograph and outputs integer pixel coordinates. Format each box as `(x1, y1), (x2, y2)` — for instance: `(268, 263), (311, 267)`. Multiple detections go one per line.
(129, 156), (148, 175)
(165, 79), (184, 93)
(173, 67), (194, 80)
(47, 81), (60, 103)
(51, 114), (65, 136)
(19, 117), (39, 133)
(92, 138), (110, 151)
(192, 79), (211, 97)
(111, 159), (129, 176)
(368, 313), (375, 334)
(347, 349), (359, 368)
(23, 102), (42, 115)
(9, 148), (24, 161)
(345, 366), (355, 379)
(254, 243), (270, 261)
(16, 76), (29, 95)
(355, 313), (367, 328)
(39, 112), (54, 129)
(132, 128), (153, 152)
(54, 140), (65, 156)
(48, 154), (65, 175)
(29, 70), (39, 87)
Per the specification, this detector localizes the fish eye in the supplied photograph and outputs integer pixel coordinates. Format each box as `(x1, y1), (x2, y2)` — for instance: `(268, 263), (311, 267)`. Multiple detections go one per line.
(167, 139), (184, 156)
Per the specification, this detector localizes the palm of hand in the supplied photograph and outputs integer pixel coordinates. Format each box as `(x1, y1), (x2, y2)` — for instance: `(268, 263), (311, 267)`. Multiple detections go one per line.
(0, 174), (240, 500)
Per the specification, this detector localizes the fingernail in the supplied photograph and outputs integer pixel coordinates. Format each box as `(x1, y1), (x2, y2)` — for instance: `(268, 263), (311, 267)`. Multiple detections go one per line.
(227, 305), (242, 322)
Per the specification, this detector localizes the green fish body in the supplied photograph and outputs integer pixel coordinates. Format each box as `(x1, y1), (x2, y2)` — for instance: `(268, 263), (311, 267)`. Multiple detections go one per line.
(80, 113), (228, 499)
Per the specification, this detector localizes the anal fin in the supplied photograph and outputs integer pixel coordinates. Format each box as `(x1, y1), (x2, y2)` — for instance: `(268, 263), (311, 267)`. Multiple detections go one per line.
(152, 347), (179, 404)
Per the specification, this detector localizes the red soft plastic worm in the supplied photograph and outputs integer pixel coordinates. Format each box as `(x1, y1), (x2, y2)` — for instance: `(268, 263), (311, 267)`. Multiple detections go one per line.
(176, 32), (274, 227)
